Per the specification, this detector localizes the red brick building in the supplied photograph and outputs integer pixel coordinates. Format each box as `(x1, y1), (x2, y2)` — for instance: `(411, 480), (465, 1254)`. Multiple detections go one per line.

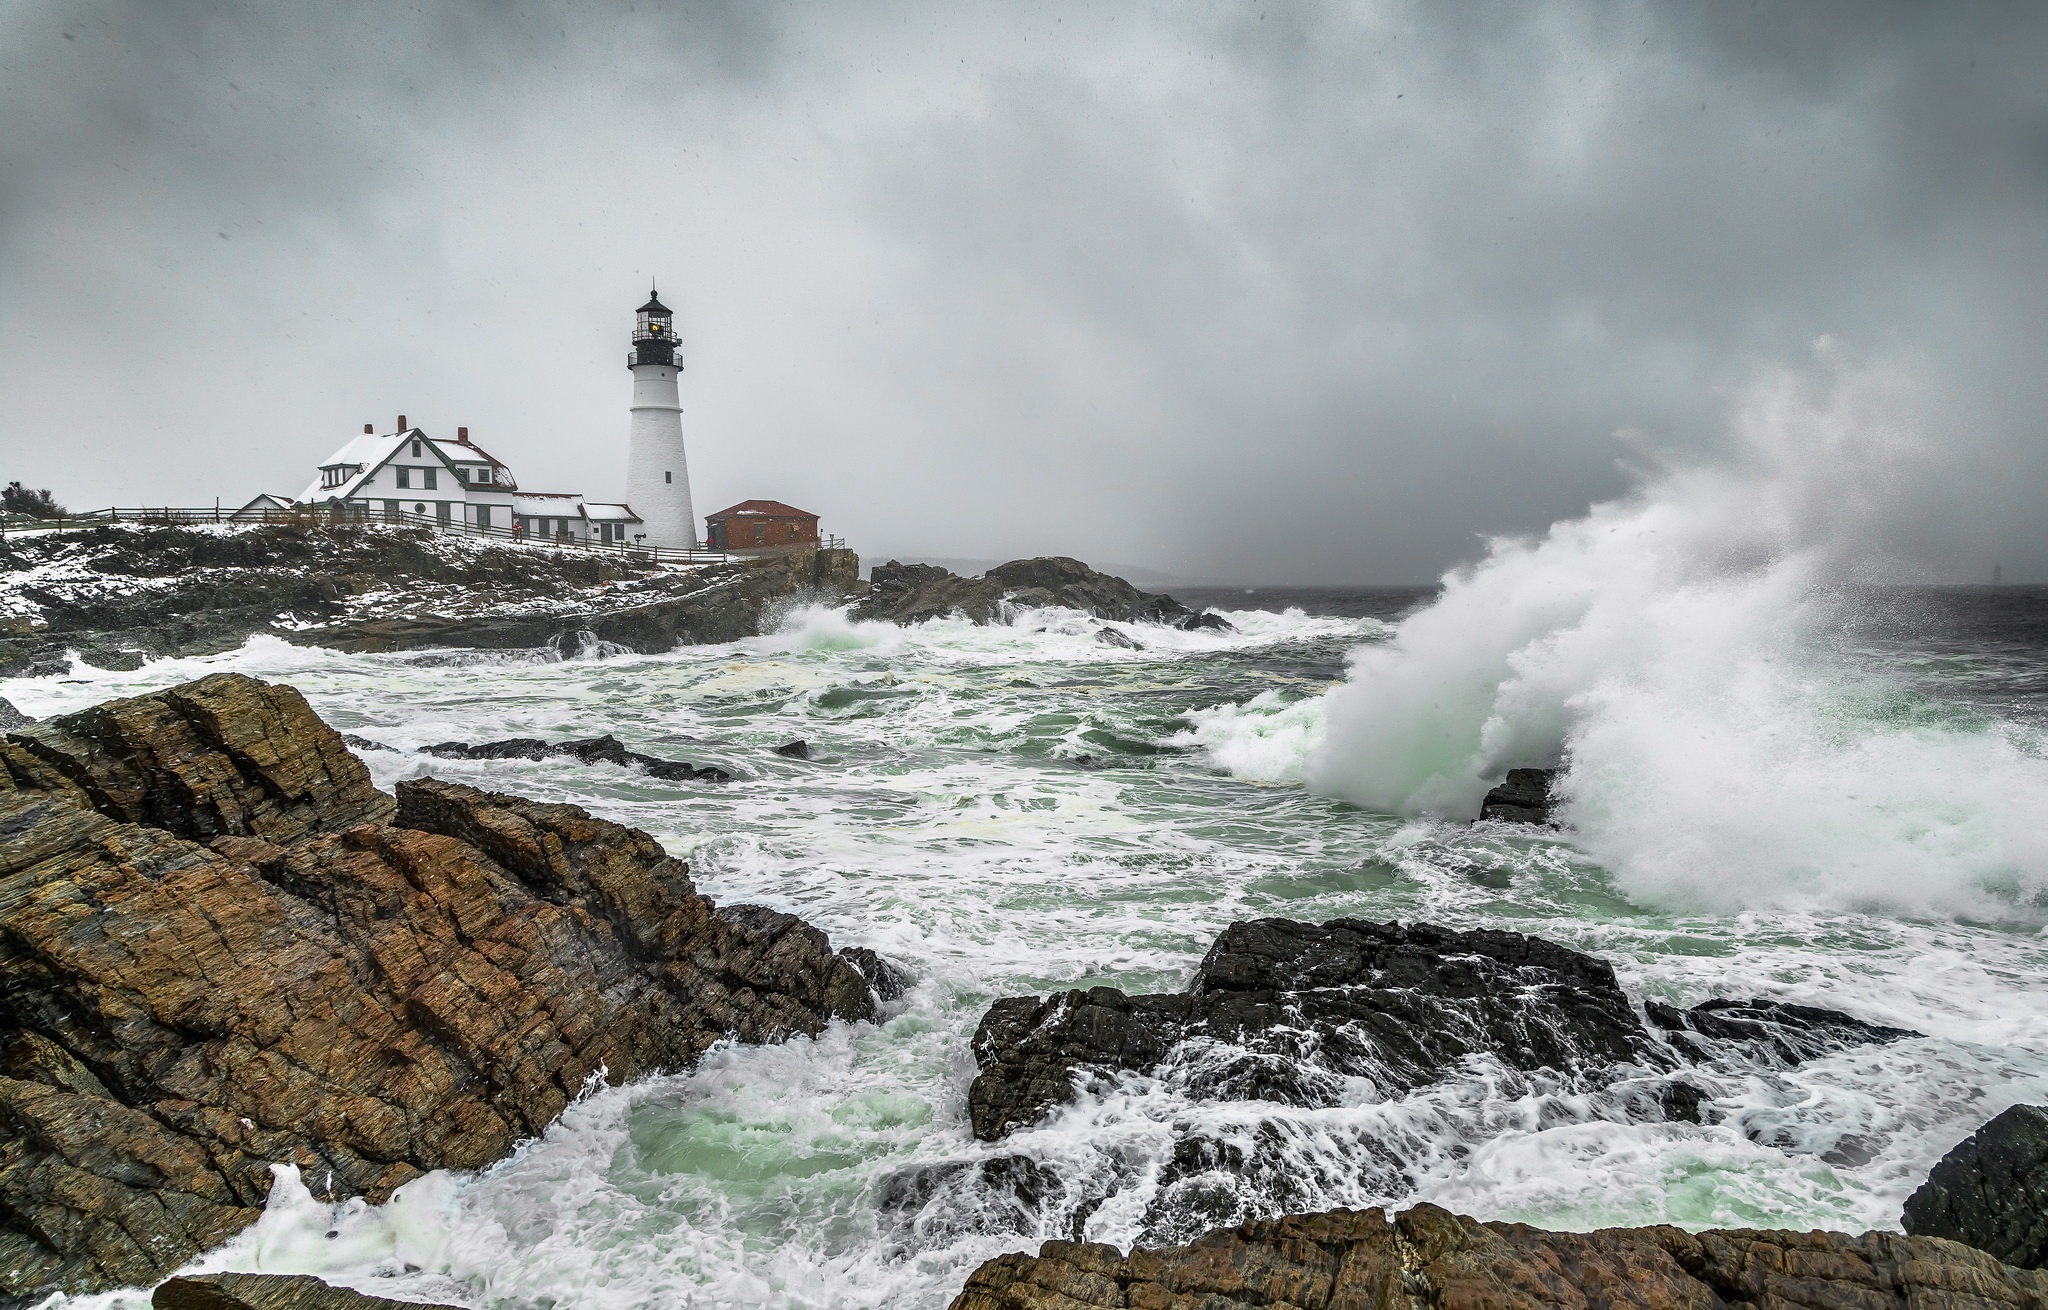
(705, 499), (820, 550)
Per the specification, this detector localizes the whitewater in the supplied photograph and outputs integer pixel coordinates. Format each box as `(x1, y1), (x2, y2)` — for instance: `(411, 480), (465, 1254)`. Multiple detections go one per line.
(11, 365), (2048, 1309)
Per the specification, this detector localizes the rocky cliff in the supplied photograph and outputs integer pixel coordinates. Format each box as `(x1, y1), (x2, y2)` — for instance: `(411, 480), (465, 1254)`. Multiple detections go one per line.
(949, 1202), (2048, 1310)
(0, 672), (886, 1302)
(0, 523), (859, 673)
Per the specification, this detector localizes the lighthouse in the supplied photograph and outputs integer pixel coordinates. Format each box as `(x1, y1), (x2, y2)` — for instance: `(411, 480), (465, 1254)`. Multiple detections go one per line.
(623, 285), (696, 548)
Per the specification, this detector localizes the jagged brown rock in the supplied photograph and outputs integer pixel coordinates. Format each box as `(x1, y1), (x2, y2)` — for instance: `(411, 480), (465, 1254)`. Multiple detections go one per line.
(949, 1202), (2048, 1310)
(153, 1271), (464, 1309)
(0, 673), (882, 1302)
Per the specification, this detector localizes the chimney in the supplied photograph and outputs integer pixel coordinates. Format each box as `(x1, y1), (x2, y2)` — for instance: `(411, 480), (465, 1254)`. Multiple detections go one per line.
(398, 414), (407, 432)
(458, 426), (469, 443)
(363, 423), (373, 434)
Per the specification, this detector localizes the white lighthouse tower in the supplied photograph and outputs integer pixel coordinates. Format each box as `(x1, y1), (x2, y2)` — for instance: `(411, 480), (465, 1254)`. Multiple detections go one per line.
(623, 285), (696, 548)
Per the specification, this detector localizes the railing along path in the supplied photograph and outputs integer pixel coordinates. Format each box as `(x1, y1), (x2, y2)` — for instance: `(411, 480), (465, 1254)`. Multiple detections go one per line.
(0, 505), (834, 569)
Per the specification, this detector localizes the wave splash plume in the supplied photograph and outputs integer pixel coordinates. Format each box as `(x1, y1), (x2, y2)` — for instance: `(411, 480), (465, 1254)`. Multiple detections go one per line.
(1294, 351), (2048, 916)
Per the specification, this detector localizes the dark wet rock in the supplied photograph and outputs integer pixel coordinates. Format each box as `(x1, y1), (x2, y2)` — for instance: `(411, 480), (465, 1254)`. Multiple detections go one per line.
(1478, 767), (1557, 824)
(1647, 998), (1921, 1067)
(78, 648), (146, 672)
(154, 1271), (465, 1309)
(1094, 626), (1142, 649)
(0, 673), (881, 1301)
(966, 918), (1666, 1140)
(853, 557), (1190, 627)
(948, 1202), (2048, 1310)
(1174, 610), (1234, 632)
(421, 734), (732, 782)
(0, 655), (70, 680)
(1069, 755), (1107, 770)
(543, 628), (625, 660)
(1903, 1104), (2048, 1270)
(983, 558), (1191, 624)
(1138, 1118), (1414, 1250)
(1656, 1078), (1708, 1124)
(774, 739), (812, 759)
(966, 920), (1922, 1143)
(841, 947), (914, 1001)
(338, 733), (393, 752)
(879, 1154), (1075, 1248)
(0, 696), (33, 729)
(854, 561), (1005, 625)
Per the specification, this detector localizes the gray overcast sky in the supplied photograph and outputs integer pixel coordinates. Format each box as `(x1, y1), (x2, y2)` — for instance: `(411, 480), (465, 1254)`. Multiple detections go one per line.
(2, 1), (2044, 582)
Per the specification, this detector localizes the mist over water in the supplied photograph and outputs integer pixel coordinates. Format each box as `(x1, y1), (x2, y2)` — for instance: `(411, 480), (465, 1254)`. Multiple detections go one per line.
(13, 389), (2048, 1305)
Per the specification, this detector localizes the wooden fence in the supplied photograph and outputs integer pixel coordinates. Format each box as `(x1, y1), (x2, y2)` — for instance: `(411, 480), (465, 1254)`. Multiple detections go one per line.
(0, 504), (758, 569)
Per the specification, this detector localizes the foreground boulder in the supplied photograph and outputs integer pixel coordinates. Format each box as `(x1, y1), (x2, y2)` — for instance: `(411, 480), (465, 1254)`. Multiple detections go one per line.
(949, 1202), (2048, 1310)
(1904, 1104), (2048, 1270)
(154, 1272), (463, 1309)
(0, 673), (882, 1301)
(854, 557), (1190, 627)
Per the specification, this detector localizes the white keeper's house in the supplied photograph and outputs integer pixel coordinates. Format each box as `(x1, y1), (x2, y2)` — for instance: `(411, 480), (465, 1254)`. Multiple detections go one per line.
(242, 287), (703, 548)
(257, 419), (644, 544)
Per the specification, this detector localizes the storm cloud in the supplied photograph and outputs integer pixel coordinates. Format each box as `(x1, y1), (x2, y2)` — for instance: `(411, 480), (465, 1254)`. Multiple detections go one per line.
(2, 1), (2043, 581)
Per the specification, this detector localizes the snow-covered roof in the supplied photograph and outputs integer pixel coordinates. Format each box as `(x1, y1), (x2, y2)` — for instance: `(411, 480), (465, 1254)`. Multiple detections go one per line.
(298, 430), (419, 503)
(447, 437), (511, 468)
(706, 499), (817, 520)
(581, 502), (642, 522)
(513, 492), (584, 514)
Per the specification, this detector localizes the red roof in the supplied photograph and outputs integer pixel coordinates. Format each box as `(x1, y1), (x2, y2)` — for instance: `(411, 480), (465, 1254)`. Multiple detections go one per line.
(705, 499), (817, 520)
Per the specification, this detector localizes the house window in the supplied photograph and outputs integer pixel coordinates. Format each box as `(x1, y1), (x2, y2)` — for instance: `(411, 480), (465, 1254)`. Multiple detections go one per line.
(383, 500), (398, 520)
(435, 502), (451, 525)
(414, 503), (426, 515)
(423, 468), (437, 490)
(476, 467), (492, 484)
(411, 439), (422, 457)
(476, 505), (492, 529)
(665, 471), (672, 483)
(396, 467), (411, 489)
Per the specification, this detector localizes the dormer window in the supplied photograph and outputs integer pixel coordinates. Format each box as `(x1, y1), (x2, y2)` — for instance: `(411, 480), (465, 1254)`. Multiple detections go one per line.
(411, 439), (422, 458)
(474, 467), (492, 485)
